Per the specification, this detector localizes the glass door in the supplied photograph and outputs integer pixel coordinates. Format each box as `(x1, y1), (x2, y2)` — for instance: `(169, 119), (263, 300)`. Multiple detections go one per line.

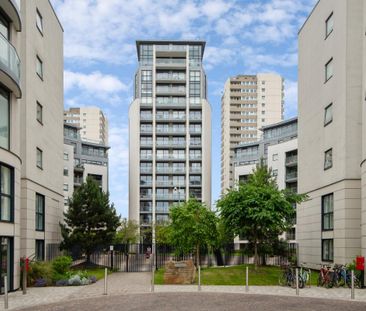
(0, 237), (13, 293)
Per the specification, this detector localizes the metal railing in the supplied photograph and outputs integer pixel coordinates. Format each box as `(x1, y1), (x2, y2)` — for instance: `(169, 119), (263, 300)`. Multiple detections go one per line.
(156, 58), (186, 66)
(156, 86), (186, 94)
(156, 168), (185, 174)
(156, 73), (186, 81)
(156, 127), (186, 134)
(155, 181), (185, 187)
(155, 194), (185, 200)
(140, 155), (153, 160)
(286, 171), (298, 180)
(156, 114), (186, 121)
(156, 155), (185, 161)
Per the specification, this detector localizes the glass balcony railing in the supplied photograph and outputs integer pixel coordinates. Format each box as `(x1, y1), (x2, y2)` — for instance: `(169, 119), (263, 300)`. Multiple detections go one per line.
(189, 168), (201, 174)
(140, 114), (153, 120)
(156, 155), (185, 161)
(189, 155), (202, 160)
(140, 167), (152, 174)
(156, 127), (186, 134)
(140, 141), (153, 147)
(155, 194), (185, 201)
(156, 85), (186, 94)
(285, 155), (298, 166)
(155, 45), (186, 52)
(156, 167), (186, 174)
(190, 141), (201, 147)
(140, 155), (153, 160)
(156, 140), (186, 147)
(189, 128), (202, 134)
(156, 73), (186, 81)
(286, 171), (298, 181)
(156, 58), (186, 66)
(140, 194), (152, 200)
(0, 33), (21, 95)
(74, 177), (83, 185)
(140, 127), (153, 133)
(156, 207), (170, 213)
(140, 206), (152, 213)
(155, 181), (185, 187)
(140, 181), (152, 187)
(156, 114), (186, 121)
(156, 97), (186, 107)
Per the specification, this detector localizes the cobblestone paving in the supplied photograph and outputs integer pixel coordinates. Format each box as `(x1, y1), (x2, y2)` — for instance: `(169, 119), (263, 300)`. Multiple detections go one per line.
(1, 272), (366, 310)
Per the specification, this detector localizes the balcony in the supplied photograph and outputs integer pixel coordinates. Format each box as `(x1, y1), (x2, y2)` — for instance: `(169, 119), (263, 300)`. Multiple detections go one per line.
(189, 182), (202, 187)
(189, 168), (201, 174)
(156, 127), (186, 135)
(74, 177), (83, 186)
(156, 97), (186, 108)
(140, 181), (152, 187)
(156, 114), (186, 122)
(156, 141), (186, 148)
(156, 58), (186, 68)
(285, 155), (298, 167)
(156, 72), (186, 83)
(190, 141), (201, 148)
(155, 194), (185, 201)
(155, 181), (185, 187)
(189, 155), (202, 160)
(140, 141), (153, 147)
(155, 45), (186, 53)
(156, 155), (186, 161)
(140, 218), (152, 226)
(3, 1), (22, 32)
(140, 194), (152, 200)
(140, 206), (152, 213)
(156, 207), (170, 213)
(140, 127), (153, 134)
(140, 114), (153, 121)
(156, 167), (186, 174)
(156, 85), (186, 96)
(140, 154), (153, 160)
(285, 171), (298, 182)
(0, 34), (21, 97)
(140, 167), (152, 174)
(189, 128), (202, 134)
(74, 164), (84, 173)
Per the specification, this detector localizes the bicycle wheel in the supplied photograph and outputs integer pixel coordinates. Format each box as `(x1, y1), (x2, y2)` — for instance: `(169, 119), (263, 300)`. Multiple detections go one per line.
(317, 274), (323, 287)
(298, 276), (305, 289)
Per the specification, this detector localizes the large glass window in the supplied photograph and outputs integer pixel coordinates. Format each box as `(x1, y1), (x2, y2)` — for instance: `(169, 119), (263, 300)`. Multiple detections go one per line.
(140, 45), (153, 65)
(35, 193), (45, 231)
(324, 103), (333, 126)
(189, 71), (201, 98)
(325, 12), (333, 38)
(324, 148), (333, 170)
(322, 193), (333, 231)
(0, 237), (13, 293)
(0, 13), (9, 39)
(322, 239), (333, 262)
(0, 88), (9, 150)
(0, 164), (13, 222)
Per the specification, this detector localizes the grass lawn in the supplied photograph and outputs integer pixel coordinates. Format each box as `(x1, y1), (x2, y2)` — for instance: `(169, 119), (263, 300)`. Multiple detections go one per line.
(155, 265), (319, 286)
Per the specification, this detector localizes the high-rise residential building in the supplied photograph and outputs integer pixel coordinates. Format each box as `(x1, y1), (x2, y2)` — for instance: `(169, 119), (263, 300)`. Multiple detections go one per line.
(233, 117), (298, 247)
(297, 0), (365, 272)
(63, 123), (109, 209)
(221, 73), (284, 193)
(64, 107), (109, 145)
(129, 40), (211, 240)
(0, 0), (64, 292)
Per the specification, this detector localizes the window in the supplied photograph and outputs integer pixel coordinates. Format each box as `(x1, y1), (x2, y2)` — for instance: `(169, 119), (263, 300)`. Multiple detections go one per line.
(63, 152), (69, 161)
(36, 102), (43, 124)
(63, 167), (68, 176)
(36, 56), (43, 79)
(325, 12), (333, 38)
(36, 148), (43, 169)
(324, 103), (333, 126)
(325, 58), (333, 82)
(36, 9), (43, 34)
(35, 193), (45, 231)
(0, 87), (10, 150)
(0, 164), (13, 222)
(35, 240), (45, 261)
(272, 153), (278, 161)
(322, 193), (334, 231)
(322, 239), (333, 262)
(324, 148), (332, 170)
(272, 169), (278, 177)
(63, 183), (68, 191)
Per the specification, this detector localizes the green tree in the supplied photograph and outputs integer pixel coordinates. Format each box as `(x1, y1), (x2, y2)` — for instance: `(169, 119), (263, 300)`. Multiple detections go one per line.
(217, 161), (306, 269)
(168, 198), (218, 267)
(60, 178), (120, 263)
(114, 219), (139, 272)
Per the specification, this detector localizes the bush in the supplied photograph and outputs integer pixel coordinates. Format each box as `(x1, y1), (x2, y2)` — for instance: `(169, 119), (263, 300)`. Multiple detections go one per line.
(34, 278), (47, 287)
(52, 256), (72, 275)
(80, 277), (91, 285)
(68, 274), (81, 286)
(28, 261), (52, 286)
(89, 275), (97, 283)
(55, 279), (68, 286)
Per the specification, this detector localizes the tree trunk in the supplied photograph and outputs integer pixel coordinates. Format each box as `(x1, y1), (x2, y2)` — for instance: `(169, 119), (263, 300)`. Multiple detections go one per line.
(254, 242), (258, 271)
(86, 253), (91, 265)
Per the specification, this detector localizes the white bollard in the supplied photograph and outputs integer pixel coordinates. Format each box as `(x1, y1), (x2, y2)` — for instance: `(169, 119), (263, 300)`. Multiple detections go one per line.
(296, 268), (299, 296)
(151, 265), (155, 293)
(4, 276), (8, 309)
(351, 270), (355, 300)
(103, 268), (108, 295)
(198, 266), (201, 291)
(245, 266), (249, 292)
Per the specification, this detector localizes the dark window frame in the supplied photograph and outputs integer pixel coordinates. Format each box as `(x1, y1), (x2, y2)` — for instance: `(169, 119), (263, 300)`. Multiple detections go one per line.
(0, 163), (14, 223)
(36, 9), (44, 35)
(35, 193), (45, 232)
(321, 193), (334, 231)
(35, 239), (45, 261)
(36, 55), (43, 80)
(325, 58), (333, 83)
(36, 101), (43, 125)
(325, 12), (333, 39)
(0, 86), (10, 150)
(324, 148), (333, 170)
(324, 103), (333, 126)
(36, 147), (43, 169)
(321, 239), (334, 262)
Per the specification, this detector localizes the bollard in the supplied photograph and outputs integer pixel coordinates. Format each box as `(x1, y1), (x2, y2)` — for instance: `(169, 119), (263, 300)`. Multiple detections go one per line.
(198, 266), (201, 291)
(4, 276), (8, 309)
(22, 268), (27, 295)
(351, 270), (355, 300)
(103, 268), (108, 295)
(151, 265), (155, 293)
(309, 270), (311, 288)
(245, 266), (249, 292)
(295, 268), (299, 296)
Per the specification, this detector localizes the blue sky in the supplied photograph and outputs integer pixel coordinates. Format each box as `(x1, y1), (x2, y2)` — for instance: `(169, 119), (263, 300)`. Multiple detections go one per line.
(51, 0), (317, 218)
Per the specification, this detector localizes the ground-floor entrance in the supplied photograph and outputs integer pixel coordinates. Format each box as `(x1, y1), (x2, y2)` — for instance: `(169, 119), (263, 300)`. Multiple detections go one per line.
(0, 236), (13, 293)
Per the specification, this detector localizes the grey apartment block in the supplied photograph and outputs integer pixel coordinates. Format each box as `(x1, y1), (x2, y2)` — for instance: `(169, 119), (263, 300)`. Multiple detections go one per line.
(233, 118), (298, 245)
(297, 0), (366, 271)
(63, 123), (109, 208)
(129, 40), (212, 240)
(0, 0), (64, 292)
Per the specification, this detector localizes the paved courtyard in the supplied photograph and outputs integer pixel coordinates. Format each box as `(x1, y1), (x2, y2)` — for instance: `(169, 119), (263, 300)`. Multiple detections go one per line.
(1, 272), (366, 310)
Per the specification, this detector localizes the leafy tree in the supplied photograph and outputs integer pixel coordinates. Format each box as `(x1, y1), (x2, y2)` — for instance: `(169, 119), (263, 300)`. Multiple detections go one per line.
(114, 219), (139, 272)
(60, 177), (120, 263)
(168, 198), (218, 267)
(217, 161), (306, 269)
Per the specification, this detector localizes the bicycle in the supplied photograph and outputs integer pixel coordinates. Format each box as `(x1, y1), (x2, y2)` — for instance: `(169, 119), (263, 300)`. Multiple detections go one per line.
(317, 265), (334, 288)
(279, 265), (304, 288)
(300, 265), (311, 287)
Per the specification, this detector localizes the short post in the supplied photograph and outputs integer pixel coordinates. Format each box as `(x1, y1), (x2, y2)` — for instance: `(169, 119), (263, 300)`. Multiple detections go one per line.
(295, 268), (299, 296)
(22, 268), (27, 295)
(351, 270), (355, 300)
(245, 266), (249, 292)
(309, 270), (311, 288)
(198, 265), (201, 291)
(4, 276), (8, 309)
(151, 264), (155, 293)
(103, 268), (108, 295)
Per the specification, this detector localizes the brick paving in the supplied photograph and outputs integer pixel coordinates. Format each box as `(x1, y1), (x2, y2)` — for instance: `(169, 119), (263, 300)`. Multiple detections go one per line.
(1, 272), (366, 310)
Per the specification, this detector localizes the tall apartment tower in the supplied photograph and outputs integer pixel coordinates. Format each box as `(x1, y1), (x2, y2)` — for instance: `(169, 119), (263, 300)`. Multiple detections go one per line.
(0, 0), (64, 292)
(297, 0), (366, 269)
(64, 107), (109, 145)
(221, 73), (284, 192)
(129, 40), (211, 239)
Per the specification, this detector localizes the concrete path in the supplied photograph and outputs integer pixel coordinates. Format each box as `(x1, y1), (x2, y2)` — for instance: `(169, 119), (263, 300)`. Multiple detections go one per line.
(17, 293), (366, 311)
